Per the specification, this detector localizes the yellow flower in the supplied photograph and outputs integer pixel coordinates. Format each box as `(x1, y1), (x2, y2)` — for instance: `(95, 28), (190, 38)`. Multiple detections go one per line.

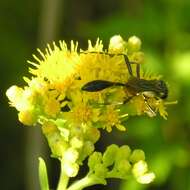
(100, 105), (126, 132)
(146, 97), (168, 119)
(71, 104), (92, 123)
(63, 102), (100, 126)
(28, 41), (80, 93)
(44, 98), (61, 117)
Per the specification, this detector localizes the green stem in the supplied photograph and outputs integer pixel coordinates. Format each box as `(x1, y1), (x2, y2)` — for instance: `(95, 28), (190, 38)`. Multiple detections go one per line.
(57, 162), (69, 190)
(67, 175), (106, 190)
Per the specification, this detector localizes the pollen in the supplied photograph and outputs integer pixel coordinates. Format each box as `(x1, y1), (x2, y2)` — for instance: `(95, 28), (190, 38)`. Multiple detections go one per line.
(72, 104), (93, 124)
(101, 106), (125, 132)
(44, 98), (61, 117)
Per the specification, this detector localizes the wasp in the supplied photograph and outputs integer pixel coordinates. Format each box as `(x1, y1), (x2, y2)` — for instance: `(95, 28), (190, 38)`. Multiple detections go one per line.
(81, 52), (168, 115)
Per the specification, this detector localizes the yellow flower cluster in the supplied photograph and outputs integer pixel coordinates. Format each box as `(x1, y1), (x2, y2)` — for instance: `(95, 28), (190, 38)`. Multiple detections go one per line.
(6, 35), (168, 128)
(88, 145), (155, 185)
(6, 35), (169, 180)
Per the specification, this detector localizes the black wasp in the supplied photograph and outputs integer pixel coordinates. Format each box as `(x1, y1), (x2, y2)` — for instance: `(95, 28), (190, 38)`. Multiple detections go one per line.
(81, 52), (168, 115)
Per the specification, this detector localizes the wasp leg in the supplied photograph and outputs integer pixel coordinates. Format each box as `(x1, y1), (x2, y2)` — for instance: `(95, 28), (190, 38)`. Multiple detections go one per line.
(123, 96), (134, 104)
(128, 61), (140, 78)
(142, 95), (156, 117)
(136, 64), (140, 79)
(81, 51), (107, 56)
(123, 54), (133, 76)
(99, 52), (134, 77)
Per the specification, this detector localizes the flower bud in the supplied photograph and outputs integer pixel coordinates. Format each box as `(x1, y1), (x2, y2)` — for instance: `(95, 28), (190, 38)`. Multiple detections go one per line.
(50, 140), (68, 158)
(127, 36), (141, 52)
(83, 141), (95, 157)
(132, 160), (148, 177)
(6, 85), (23, 103)
(64, 148), (79, 163)
(70, 137), (83, 149)
(109, 35), (127, 54)
(6, 86), (32, 112)
(86, 127), (100, 143)
(136, 172), (155, 184)
(63, 162), (79, 177)
(130, 149), (145, 163)
(116, 160), (131, 175)
(94, 163), (108, 178)
(119, 145), (131, 159)
(88, 152), (102, 170)
(131, 52), (144, 64)
(103, 144), (119, 166)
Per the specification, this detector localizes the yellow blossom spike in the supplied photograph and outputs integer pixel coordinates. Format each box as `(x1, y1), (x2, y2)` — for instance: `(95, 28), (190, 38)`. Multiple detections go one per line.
(23, 76), (30, 84)
(47, 44), (53, 54)
(70, 40), (78, 52)
(115, 124), (126, 131)
(37, 48), (46, 60)
(59, 40), (67, 50)
(32, 54), (42, 63)
(119, 113), (129, 118)
(27, 60), (39, 68)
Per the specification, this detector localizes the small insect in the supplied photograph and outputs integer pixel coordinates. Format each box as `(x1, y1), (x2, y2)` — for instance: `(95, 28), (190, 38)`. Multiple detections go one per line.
(81, 53), (168, 115)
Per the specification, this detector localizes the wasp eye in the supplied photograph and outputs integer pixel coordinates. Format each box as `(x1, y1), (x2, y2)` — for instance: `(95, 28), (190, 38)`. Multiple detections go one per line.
(157, 80), (163, 88)
(155, 80), (168, 99)
(160, 91), (168, 99)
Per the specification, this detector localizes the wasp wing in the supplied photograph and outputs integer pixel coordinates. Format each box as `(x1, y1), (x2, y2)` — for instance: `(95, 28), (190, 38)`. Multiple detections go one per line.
(81, 80), (124, 92)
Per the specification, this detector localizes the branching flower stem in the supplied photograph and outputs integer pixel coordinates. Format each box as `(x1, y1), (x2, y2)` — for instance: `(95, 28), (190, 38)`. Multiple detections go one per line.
(67, 175), (105, 190)
(57, 162), (69, 190)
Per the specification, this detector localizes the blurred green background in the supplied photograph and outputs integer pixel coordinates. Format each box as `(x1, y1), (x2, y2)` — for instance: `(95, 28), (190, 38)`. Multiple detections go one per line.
(1, 0), (190, 189)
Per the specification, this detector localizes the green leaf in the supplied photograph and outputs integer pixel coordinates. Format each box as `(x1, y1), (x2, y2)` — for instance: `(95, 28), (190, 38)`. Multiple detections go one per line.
(38, 157), (50, 190)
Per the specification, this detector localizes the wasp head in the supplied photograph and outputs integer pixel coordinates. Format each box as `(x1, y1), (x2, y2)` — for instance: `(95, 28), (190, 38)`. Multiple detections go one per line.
(154, 80), (168, 99)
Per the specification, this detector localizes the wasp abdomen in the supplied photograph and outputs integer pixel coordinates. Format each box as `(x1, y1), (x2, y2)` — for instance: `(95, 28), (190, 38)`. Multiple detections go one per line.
(81, 80), (124, 92)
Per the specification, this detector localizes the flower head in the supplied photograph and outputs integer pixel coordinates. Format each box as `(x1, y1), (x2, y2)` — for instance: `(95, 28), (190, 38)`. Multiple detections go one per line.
(6, 35), (170, 179)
